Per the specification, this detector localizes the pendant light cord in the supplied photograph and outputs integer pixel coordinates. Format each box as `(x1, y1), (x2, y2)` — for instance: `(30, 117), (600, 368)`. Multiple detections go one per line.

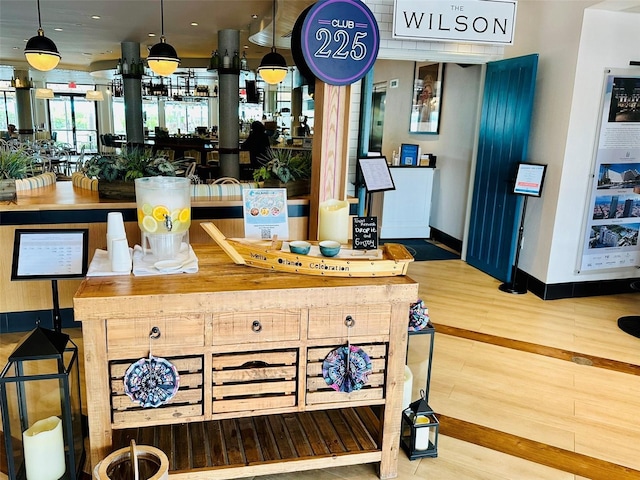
(36, 0), (42, 28)
(271, 0), (276, 51)
(160, 0), (165, 36)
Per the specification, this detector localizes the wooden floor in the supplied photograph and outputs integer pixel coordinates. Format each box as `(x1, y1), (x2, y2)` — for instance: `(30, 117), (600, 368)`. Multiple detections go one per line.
(2, 258), (639, 479)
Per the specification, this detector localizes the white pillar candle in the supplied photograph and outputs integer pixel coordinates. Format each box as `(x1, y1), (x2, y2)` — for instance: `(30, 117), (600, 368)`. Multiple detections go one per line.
(414, 415), (432, 451)
(22, 416), (66, 480)
(318, 199), (349, 244)
(402, 365), (413, 410)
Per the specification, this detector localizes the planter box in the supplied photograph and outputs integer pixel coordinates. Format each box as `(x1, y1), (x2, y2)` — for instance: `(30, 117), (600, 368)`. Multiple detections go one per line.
(0, 179), (16, 201)
(263, 179), (310, 197)
(98, 180), (136, 200)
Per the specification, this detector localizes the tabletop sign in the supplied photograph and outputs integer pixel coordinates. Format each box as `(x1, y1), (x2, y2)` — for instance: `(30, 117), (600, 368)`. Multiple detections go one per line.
(301, 0), (380, 86)
(352, 216), (378, 250)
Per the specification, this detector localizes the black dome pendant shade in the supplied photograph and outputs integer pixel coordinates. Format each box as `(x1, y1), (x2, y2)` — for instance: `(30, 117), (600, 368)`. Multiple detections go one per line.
(24, 0), (60, 71)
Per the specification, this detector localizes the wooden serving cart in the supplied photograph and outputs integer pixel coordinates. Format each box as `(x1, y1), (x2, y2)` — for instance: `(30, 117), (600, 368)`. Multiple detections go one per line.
(74, 244), (418, 479)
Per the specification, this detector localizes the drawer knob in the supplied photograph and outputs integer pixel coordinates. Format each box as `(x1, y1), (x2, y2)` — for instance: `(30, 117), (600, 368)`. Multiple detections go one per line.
(252, 320), (263, 333)
(149, 326), (161, 339)
(344, 315), (355, 328)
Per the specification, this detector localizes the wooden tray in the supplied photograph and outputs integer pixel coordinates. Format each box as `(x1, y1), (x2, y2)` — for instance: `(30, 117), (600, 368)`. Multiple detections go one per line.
(201, 222), (414, 277)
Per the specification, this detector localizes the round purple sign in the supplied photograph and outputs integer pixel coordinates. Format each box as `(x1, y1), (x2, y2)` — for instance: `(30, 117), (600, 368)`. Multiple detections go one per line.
(301, 0), (380, 86)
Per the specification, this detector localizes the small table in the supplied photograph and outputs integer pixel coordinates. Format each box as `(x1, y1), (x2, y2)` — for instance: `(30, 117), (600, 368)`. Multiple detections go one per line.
(74, 244), (418, 479)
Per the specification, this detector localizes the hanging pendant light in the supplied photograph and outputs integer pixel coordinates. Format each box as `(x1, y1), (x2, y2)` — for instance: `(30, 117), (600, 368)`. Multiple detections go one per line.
(35, 88), (54, 99)
(85, 90), (104, 101)
(24, 0), (61, 71)
(147, 0), (180, 76)
(258, 0), (287, 85)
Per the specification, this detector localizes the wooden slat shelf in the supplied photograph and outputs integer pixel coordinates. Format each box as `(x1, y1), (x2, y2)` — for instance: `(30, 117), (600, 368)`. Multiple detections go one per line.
(112, 407), (381, 474)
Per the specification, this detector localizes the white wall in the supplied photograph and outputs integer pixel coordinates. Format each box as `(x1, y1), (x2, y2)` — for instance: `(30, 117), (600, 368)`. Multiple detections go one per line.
(366, 0), (640, 285)
(371, 60), (482, 240)
(505, 1), (640, 284)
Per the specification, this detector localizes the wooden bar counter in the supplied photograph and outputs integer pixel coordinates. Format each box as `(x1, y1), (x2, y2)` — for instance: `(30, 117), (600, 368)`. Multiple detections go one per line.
(0, 182), (308, 326)
(73, 244), (418, 479)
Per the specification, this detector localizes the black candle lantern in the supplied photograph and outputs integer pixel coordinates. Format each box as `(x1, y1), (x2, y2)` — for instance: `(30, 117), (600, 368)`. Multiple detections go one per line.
(400, 389), (439, 459)
(0, 327), (85, 479)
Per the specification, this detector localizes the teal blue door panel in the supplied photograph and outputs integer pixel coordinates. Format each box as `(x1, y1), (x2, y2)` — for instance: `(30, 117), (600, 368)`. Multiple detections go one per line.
(467, 54), (538, 282)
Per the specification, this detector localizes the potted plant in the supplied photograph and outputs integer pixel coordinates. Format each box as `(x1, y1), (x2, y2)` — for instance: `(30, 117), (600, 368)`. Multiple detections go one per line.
(253, 147), (312, 197)
(81, 147), (188, 199)
(0, 147), (31, 201)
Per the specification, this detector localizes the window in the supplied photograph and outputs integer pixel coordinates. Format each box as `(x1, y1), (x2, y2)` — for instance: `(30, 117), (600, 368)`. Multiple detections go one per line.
(0, 84), (17, 131)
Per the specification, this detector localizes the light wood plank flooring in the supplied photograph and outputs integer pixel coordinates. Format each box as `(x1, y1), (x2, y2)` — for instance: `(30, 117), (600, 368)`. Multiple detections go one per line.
(2, 258), (639, 479)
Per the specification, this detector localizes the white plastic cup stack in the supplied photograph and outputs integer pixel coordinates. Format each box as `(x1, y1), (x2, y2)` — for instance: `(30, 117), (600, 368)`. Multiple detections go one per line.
(106, 212), (127, 260)
(110, 238), (132, 273)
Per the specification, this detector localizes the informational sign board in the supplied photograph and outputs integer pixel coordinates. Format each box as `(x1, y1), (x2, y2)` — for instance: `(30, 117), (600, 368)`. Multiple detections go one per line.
(358, 156), (396, 192)
(242, 188), (290, 240)
(301, 0), (380, 86)
(513, 163), (547, 197)
(393, 0), (517, 45)
(579, 71), (640, 272)
(11, 229), (89, 280)
(352, 216), (378, 250)
(400, 144), (420, 166)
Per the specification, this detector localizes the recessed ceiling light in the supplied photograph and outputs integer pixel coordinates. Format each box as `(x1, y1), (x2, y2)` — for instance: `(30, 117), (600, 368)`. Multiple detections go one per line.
(91, 15), (101, 20)
(190, 22), (198, 26)
(252, 14), (258, 19)
(54, 28), (63, 32)
(148, 33), (156, 37)
(12, 46), (19, 50)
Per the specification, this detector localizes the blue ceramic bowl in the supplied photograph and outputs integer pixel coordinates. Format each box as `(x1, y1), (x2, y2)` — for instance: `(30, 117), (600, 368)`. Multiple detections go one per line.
(319, 240), (341, 257)
(289, 240), (311, 255)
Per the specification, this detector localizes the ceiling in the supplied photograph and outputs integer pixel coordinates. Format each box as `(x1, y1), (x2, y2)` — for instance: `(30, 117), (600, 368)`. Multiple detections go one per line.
(0, 0), (315, 85)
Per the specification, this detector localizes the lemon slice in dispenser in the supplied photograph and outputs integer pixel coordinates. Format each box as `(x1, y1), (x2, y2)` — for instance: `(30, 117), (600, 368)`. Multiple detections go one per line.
(142, 215), (158, 233)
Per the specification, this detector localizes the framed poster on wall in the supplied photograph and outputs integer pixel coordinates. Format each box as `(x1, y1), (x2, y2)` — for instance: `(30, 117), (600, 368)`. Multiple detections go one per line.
(579, 70), (640, 272)
(410, 62), (444, 134)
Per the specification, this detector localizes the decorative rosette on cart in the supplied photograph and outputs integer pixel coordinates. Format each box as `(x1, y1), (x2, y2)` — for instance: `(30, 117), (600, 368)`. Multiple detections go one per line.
(408, 299), (431, 332)
(123, 355), (180, 408)
(322, 344), (372, 393)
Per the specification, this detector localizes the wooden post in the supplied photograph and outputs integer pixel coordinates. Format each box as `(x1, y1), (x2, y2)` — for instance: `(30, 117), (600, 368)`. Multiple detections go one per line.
(309, 81), (351, 240)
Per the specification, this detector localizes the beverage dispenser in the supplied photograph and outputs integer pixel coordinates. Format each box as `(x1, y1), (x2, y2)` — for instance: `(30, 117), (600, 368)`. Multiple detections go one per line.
(135, 177), (191, 261)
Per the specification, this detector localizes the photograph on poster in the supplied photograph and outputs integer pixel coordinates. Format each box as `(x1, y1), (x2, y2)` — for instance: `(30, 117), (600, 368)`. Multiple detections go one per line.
(597, 162), (640, 189)
(593, 194), (640, 220)
(588, 223), (639, 249)
(608, 77), (640, 123)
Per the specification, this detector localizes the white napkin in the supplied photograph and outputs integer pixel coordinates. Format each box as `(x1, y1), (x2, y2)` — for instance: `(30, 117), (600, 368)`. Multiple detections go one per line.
(86, 249), (132, 277)
(132, 243), (199, 276)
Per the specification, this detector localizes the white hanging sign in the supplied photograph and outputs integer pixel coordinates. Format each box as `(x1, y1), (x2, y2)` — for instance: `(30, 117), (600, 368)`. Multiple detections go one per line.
(393, 0), (517, 45)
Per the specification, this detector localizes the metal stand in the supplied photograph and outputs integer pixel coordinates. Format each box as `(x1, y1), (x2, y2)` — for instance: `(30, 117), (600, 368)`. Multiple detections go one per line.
(52, 279), (62, 332)
(499, 195), (528, 295)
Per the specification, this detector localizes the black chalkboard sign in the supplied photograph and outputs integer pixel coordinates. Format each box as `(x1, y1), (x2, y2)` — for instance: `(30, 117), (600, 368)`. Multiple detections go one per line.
(352, 216), (378, 250)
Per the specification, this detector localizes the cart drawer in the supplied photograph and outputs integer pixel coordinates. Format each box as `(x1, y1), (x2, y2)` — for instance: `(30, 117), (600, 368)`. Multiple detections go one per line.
(212, 309), (301, 345)
(106, 315), (205, 354)
(307, 305), (391, 339)
(306, 343), (387, 405)
(212, 350), (298, 413)
(109, 355), (204, 427)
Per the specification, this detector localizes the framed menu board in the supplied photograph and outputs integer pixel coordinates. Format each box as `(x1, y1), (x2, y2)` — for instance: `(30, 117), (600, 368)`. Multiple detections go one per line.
(358, 156), (396, 193)
(11, 229), (89, 280)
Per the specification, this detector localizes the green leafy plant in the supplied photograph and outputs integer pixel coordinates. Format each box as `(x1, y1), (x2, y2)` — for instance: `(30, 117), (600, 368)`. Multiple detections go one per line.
(253, 148), (312, 183)
(0, 148), (31, 179)
(81, 148), (188, 182)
